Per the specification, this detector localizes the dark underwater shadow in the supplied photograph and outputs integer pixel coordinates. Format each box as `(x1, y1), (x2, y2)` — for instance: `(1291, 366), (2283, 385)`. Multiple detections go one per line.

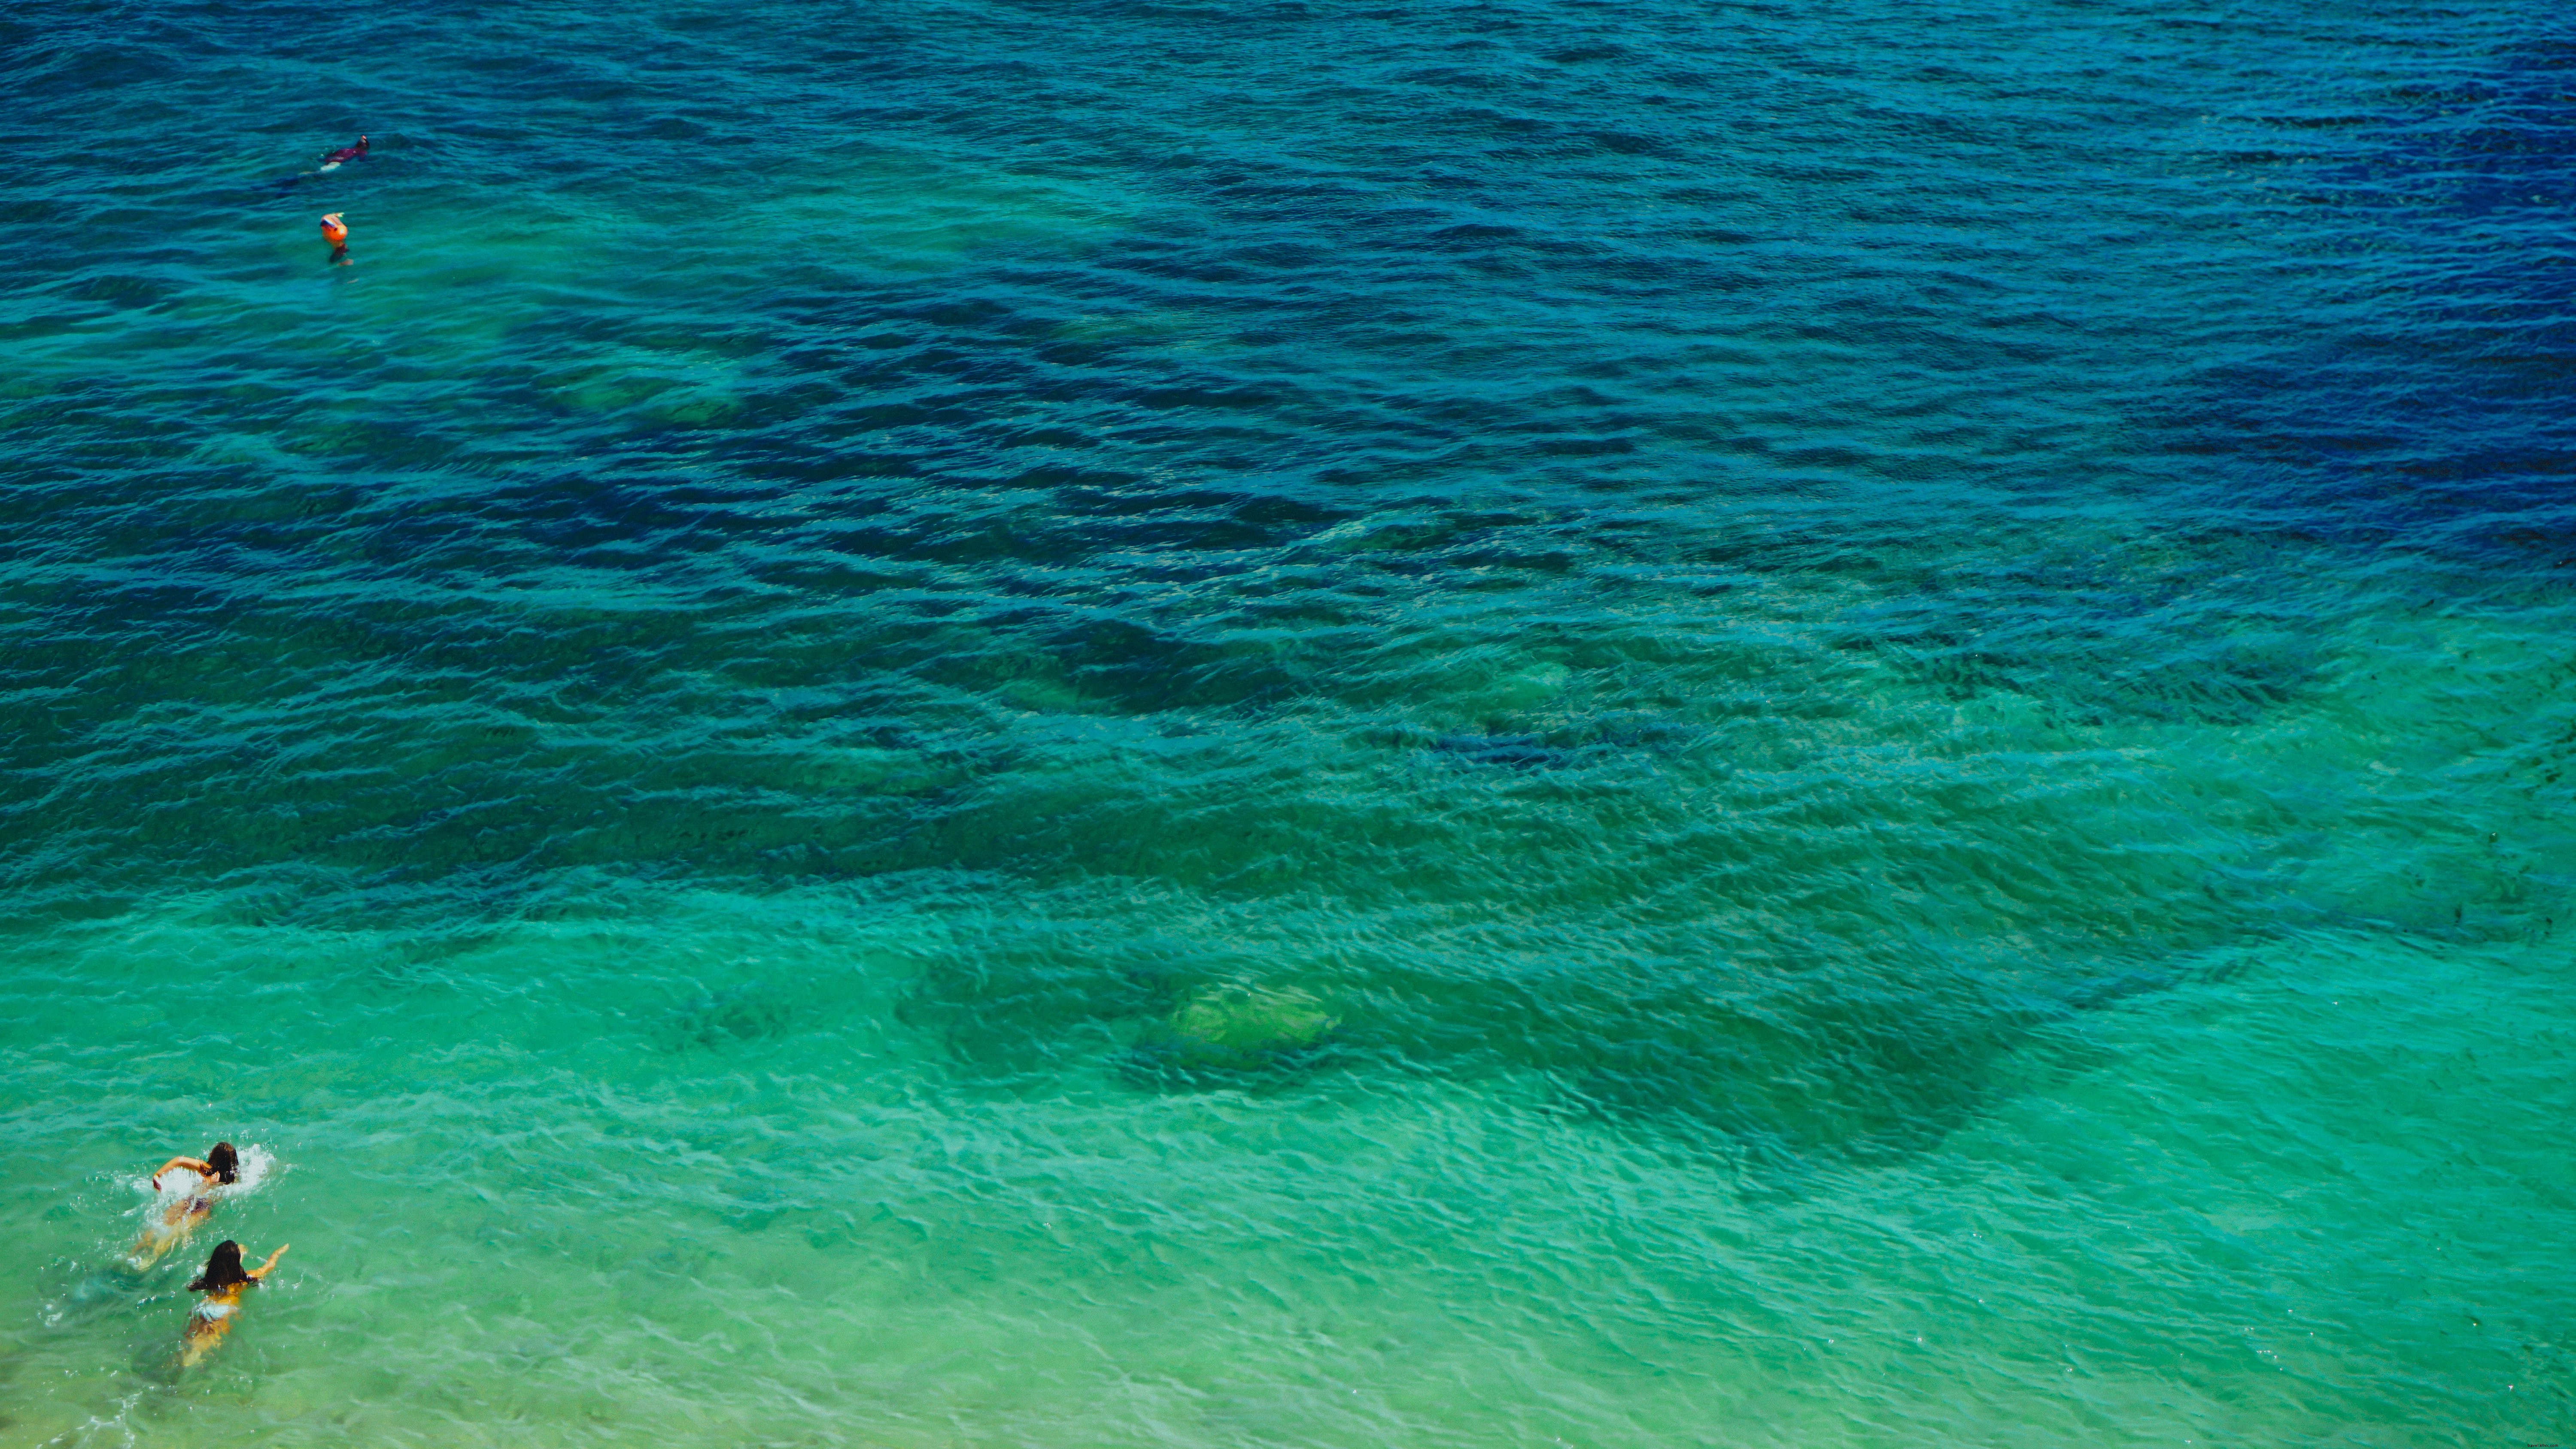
(894, 899), (2262, 1178)
(1825, 540), (2328, 728)
(2147, 30), (2576, 576)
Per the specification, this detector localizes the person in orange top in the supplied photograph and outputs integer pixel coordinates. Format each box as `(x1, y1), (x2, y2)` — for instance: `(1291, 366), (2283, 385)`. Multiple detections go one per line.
(320, 212), (349, 259)
(181, 1239), (289, 1366)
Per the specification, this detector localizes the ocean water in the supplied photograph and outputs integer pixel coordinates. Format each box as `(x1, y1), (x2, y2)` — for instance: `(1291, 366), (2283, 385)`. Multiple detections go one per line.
(3, 0), (2571, 1441)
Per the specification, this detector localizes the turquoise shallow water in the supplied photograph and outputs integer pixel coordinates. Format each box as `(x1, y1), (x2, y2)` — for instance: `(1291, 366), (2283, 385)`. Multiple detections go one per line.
(4, 0), (2573, 1442)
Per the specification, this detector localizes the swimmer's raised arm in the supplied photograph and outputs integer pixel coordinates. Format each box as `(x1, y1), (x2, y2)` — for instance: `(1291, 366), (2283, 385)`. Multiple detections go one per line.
(151, 1156), (215, 1189)
(247, 1244), (289, 1280)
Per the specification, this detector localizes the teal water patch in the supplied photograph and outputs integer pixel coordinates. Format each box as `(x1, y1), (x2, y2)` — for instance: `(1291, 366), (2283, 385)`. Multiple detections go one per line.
(4, 522), (2573, 1442)
(6, 0), (2573, 1440)
(1, 891), (2568, 1445)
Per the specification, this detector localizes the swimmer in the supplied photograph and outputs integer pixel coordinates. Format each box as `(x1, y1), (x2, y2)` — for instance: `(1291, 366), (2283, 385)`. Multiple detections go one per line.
(267, 134), (369, 190)
(179, 1239), (289, 1367)
(316, 134), (369, 171)
(320, 212), (349, 262)
(128, 1141), (239, 1268)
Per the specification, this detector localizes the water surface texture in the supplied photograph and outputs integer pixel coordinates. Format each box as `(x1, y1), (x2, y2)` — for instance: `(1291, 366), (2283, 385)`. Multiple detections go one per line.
(4, 0), (2573, 1443)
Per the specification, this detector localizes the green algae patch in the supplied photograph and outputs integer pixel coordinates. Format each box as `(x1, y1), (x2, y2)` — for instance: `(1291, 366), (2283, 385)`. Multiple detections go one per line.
(536, 343), (751, 426)
(721, 149), (1142, 275)
(1151, 983), (1340, 1071)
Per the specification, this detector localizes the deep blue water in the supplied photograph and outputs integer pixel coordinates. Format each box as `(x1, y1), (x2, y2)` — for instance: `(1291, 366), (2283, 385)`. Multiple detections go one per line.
(3, 0), (2573, 1443)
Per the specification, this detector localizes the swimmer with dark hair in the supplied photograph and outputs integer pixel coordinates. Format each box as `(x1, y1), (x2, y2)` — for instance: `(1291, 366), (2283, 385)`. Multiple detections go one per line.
(180, 1239), (289, 1366)
(269, 135), (370, 191)
(129, 1142), (241, 1268)
(320, 212), (349, 261)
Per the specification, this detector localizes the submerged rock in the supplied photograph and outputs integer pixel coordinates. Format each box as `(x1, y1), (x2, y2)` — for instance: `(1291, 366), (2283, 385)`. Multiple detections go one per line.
(1148, 984), (1338, 1072)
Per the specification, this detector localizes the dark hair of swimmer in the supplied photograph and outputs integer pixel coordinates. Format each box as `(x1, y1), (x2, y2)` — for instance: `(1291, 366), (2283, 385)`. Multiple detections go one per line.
(188, 1240), (253, 1292)
(206, 1142), (239, 1184)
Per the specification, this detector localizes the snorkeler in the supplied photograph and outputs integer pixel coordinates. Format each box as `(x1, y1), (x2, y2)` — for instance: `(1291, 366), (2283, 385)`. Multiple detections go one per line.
(268, 134), (370, 191)
(179, 1239), (289, 1366)
(129, 1142), (241, 1268)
